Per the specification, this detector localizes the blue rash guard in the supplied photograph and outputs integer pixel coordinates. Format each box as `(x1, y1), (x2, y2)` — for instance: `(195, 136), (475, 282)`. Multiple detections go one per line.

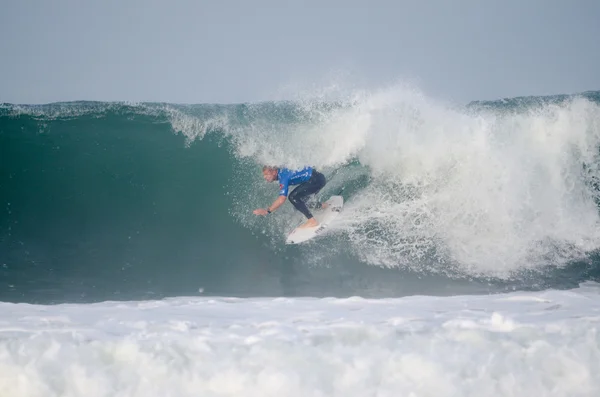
(277, 166), (314, 196)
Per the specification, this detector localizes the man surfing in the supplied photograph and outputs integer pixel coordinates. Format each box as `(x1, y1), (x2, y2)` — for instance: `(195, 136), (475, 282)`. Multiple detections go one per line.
(253, 165), (327, 228)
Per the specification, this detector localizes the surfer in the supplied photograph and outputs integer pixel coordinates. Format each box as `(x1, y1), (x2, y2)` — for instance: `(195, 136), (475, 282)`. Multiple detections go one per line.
(253, 165), (327, 228)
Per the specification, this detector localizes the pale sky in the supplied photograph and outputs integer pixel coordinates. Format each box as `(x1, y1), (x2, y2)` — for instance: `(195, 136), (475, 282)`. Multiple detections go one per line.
(1, 0), (599, 105)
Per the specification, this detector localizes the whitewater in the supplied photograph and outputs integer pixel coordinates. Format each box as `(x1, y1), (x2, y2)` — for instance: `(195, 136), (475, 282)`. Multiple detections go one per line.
(1, 284), (600, 397)
(2, 85), (600, 396)
(224, 86), (600, 277)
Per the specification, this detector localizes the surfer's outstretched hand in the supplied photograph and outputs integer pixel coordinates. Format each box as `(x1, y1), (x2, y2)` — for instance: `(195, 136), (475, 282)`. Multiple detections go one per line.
(253, 208), (269, 216)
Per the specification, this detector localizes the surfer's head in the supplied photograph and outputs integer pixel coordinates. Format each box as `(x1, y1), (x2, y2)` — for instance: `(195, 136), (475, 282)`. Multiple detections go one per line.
(262, 165), (278, 182)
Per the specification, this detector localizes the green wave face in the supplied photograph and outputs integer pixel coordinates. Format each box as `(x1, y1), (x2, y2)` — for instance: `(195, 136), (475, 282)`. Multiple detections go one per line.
(2, 89), (600, 303)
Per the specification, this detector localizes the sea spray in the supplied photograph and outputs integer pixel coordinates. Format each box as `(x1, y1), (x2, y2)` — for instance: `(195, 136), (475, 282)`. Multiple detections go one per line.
(175, 86), (600, 277)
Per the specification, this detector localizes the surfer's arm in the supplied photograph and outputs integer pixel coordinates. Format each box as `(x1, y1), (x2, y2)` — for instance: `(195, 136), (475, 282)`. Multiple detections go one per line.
(267, 195), (286, 213)
(269, 178), (289, 212)
(253, 176), (289, 216)
(253, 195), (286, 216)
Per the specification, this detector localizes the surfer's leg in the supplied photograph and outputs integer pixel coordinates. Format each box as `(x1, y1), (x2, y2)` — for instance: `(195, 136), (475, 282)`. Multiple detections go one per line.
(288, 171), (326, 227)
(288, 192), (313, 218)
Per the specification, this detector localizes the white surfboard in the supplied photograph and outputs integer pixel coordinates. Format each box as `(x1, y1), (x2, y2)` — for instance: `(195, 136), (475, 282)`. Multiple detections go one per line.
(285, 195), (344, 245)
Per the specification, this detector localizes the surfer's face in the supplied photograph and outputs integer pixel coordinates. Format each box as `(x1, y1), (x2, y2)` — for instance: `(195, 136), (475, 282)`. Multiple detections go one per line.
(262, 169), (277, 182)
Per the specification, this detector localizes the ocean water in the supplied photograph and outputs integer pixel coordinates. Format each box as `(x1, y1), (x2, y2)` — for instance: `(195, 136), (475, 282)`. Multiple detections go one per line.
(1, 284), (600, 397)
(1, 86), (600, 395)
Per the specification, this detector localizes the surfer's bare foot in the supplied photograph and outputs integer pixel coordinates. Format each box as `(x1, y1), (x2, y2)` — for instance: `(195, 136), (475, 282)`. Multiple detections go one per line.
(298, 218), (319, 229)
(321, 202), (329, 209)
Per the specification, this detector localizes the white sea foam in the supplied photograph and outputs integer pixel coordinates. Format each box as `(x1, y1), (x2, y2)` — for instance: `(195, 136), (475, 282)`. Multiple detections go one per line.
(196, 84), (600, 277)
(1, 283), (600, 396)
